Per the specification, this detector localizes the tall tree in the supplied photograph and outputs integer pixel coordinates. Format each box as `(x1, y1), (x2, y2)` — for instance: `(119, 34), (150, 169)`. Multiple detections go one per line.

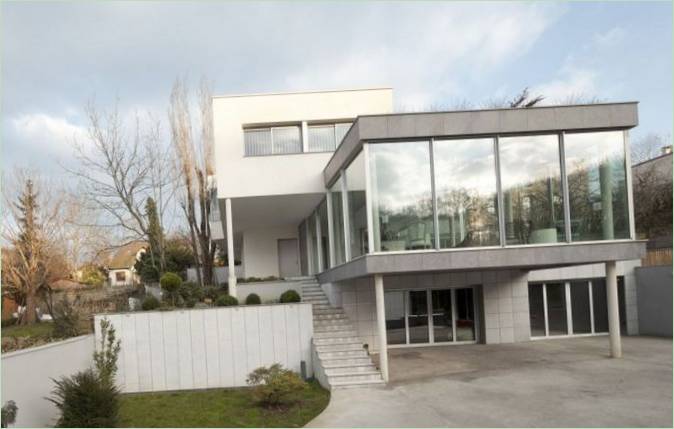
(168, 77), (216, 286)
(145, 197), (165, 273)
(1, 173), (68, 324)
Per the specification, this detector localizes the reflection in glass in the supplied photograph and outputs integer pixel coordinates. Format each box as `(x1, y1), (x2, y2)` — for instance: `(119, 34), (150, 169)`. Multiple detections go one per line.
(370, 142), (434, 252)
(546, 283), (568, 335)
(528, 284), (546, 337)
(570, 281), (592, 334)
(431, 290), (453, 342)
(408, 290), (429, 343)
(318, 199), (329, 271)
(330, 180), (346, 266)
(592, 279), (609, 332)
(385, 291), (406, 345)
(434, 138), (500, 248)
(346, 151), (368, 258)
(499, 135), (564, 244)
(565, 131), (629, 241)
(455, 288), (475, 341)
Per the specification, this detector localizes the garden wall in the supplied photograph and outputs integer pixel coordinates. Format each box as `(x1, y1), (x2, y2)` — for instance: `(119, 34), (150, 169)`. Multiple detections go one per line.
(1, 335), (95, 428)
(94, 303), (314, 393)
(636, 265), (673, 337)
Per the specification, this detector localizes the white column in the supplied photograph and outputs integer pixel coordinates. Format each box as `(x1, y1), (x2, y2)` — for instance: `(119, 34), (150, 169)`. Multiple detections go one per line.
(315, 212), (323, 273)
(301, 121), (309, 153)
(374, 274), (389, 382)
(225, 198), (237, 298)
(606, 261), (622, 358)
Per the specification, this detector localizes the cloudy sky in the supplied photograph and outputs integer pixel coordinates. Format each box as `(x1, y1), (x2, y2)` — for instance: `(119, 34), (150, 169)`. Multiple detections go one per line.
(2, 1), (672, 176)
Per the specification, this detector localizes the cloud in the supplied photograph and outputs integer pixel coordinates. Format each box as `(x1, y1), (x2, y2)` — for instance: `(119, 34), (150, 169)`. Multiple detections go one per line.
(531, 67), (599, 104)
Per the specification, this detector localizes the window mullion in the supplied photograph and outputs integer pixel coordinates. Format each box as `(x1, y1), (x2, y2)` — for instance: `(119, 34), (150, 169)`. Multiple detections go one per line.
(559, 132), (572, 242)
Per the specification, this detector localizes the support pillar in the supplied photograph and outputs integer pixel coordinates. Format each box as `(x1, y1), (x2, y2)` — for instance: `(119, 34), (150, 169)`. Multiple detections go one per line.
(606, 261), (621, 358)
(374, 274), (389, 382)
(225, 198), (237, 298)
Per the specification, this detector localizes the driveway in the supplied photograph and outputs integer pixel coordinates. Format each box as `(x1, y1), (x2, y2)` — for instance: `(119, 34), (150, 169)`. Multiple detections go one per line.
(308, 336), (672, 427)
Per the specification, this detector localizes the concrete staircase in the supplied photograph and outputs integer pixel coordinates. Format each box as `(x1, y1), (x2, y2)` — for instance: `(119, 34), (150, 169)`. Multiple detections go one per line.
(298, 277), (385, 390)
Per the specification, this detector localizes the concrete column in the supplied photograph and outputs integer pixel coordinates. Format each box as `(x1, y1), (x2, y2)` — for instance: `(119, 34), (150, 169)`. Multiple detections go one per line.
(225, 198), (237, 298)
(606, 261), (621, 358)
(374, 274), (389, 382)
(315, 212), (323, 272)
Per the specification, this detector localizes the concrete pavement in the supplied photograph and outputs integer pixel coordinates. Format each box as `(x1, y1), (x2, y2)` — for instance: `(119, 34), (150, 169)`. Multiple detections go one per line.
(308, 336), (672, 427)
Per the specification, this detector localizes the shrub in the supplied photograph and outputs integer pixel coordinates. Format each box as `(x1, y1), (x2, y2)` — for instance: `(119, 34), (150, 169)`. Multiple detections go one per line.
(180, 281), (205, 303)
(2, 400), (17, 428)
(49, 369), (119, 428)
(160, 272), (182, 305)
(93, 318), (121, 385)
(141, 295), (160, 311)
(203, 286), (220, 301)
(246, 364), (307, 407)
(52, 298), (83, 339)
(215, 294), (238, 307)
(245, 293), (261, 305)
(279, 289), (301, 303)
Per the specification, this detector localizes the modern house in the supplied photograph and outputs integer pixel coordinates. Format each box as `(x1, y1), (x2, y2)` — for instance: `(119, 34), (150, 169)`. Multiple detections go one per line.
(211, 88), (645, 387)
(106, 241), (147, 287)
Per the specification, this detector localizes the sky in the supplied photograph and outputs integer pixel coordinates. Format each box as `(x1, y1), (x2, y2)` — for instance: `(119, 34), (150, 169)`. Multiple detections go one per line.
(2, 1), (673, 177)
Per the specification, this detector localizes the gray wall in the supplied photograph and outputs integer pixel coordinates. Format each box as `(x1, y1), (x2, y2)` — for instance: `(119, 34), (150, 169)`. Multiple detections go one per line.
(635, 266), (673, 337)
(1, 335), (95, 428)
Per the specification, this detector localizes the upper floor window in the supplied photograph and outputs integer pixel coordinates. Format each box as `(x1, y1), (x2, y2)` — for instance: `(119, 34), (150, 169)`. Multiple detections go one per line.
(244, 126), (302, 156)
(307, 123), (353, 152)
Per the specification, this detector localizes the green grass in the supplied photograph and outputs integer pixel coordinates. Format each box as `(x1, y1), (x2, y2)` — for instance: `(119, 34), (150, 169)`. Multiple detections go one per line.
(118, 380), (330, 428)
(1, 322), (54, 339)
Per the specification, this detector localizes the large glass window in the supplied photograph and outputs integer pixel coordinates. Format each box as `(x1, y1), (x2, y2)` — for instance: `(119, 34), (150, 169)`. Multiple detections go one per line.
(570, 281), (592, 334)
(385, 291), (406, 345)
(244, 126), (302, 156)
(434, 138), (500, 248)
(318, 199), (329, 271)
(546, 283), (568, 335)
(307, 123), (353, 152)
(565, 131), (629, 241)
(346, 152), (368, 258)
(528, 284), (546, 337)
(330, 180), (346, 266)
(499, 135), (564, 245)
(370, 141), (434, 252)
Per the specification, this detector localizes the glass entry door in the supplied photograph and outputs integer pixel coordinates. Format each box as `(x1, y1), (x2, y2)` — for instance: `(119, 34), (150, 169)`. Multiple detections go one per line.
(385, 287), (477, 346)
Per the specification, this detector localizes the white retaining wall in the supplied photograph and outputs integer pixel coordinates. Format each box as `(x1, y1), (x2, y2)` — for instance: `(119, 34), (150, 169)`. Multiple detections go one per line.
(94, 303), (314, 393)
(1, 335), (95, 428)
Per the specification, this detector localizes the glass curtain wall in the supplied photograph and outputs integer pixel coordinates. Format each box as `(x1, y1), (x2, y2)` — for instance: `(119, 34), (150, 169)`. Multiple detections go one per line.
(369, 141), (434, 252)
(346, 151), (368, 258)
(499, 135), (565, 244)
(564, 131), (630, 241)
(434, 138), (500, 248)
(330, 180), (346, 266)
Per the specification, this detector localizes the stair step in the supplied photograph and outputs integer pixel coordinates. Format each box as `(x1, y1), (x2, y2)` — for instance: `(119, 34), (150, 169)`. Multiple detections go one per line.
(314, 330), (358, 339)
(314, 336), (361, 345)
(315, 342), (365, 353)
(314, 314), (348, 321)
(318, 349), (370, 359)
(328, 372), (383, 383)
(314, 308), (344, 315)
(330, 378), (386, 389)
(314, 325), (356, 332)
(325, 364), (377, 375)
(321, 356), (374, 366)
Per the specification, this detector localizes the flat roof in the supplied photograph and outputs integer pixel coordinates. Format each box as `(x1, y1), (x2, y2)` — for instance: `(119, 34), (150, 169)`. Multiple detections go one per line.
(213, 87), (392, 99)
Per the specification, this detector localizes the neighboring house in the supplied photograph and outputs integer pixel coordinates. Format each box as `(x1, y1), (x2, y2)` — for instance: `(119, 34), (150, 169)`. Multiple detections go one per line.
(211, 88), (645, 382)
(106, 242), (147, 286)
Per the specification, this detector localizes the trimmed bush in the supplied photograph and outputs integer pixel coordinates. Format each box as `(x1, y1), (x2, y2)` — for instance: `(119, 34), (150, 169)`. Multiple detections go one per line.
(246, 364), (307, 407)
(52, 299), (83, 339)
(215, 294), (239, 307)
(203, 286), (220, 301)
(160, 272), (182, 305)
(49, 369), (119, 427)
(279, 289), (300, 303)
(141, 295), (160, 311)
(245, 293), (261, 305)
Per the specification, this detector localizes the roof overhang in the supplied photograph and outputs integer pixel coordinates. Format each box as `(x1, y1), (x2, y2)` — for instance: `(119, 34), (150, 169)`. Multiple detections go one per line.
(317, 240), (647, 284)
(324, 102), (639, 186)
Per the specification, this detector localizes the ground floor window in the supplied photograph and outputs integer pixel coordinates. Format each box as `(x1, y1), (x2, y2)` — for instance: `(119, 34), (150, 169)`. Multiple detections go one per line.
(529, 277), (624, 338)
(385, 287), (477, 346)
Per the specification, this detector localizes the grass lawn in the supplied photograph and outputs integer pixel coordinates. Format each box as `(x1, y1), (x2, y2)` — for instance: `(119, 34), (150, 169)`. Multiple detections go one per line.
(2, 322), (54, 338)
(118, 380), (330, 428)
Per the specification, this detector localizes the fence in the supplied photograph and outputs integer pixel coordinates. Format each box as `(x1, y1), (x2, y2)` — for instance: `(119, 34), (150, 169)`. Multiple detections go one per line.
(1, 335), (95, 428)
(641, 248), (673, 267)
(94, 303), (314, 393)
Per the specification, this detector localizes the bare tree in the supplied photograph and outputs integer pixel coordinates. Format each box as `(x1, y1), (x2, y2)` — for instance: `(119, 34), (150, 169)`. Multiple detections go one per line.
(65, 101), (178, 259)
(168, 77), (217, 286)
(631, 133), (672, 165)
(1, 170), (70, 324)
